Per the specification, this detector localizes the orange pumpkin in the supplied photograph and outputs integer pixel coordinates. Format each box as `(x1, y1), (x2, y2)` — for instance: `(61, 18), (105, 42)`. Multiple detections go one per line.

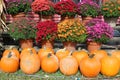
(91, 50), (107, 55)
(56, 48), (70, 60)
(80, 55), (101, 77)
(93, 50), (108, 61)
(0, 52), (19, 73)
(60, 56), (78, 76)
(20, 50), (40, 74)
(3, 48), (20, 59)
(20, 48), (37, 58)
(72, 49), (88, 64)
(38, 47), (54, 60)
(41, 53), (59, 73)
(101, 56), (119, 77)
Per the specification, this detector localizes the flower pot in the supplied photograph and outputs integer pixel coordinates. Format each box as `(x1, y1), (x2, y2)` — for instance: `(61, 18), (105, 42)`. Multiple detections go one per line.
(19, 39), (33, 49)
(82, 16), (93, 25)
(117, 0), (120, 4)
(63, 41), (77, 52)
(102, 0), (109, 4)
(104, 17), (118, 27)
(40, 15), (53, 21)
(61, 16), (75, 21)
(41, 40), (54, 49)
(12, 12), (26, 21)
(87, 41), (102, 53)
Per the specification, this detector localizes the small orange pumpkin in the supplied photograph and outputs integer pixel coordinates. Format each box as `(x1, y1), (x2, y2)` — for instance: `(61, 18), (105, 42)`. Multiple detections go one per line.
(60, 55), (78, 76)
(101, 56), (120, 77)
(3, 48), (20, 59)
(80, 54), (101, 77)
(41, 53), (59, 73)
(0, 52), (19, 73)
(20, 50), (40, 74)
(72, 49), (88, 64)
(93, 50), (108, 61)
(38, 47), (54, 60)
(55, 48), (70, 60)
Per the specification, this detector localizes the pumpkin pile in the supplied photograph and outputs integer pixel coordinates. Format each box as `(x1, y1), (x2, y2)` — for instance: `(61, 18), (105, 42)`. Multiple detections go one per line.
(0, 47), (120, 78)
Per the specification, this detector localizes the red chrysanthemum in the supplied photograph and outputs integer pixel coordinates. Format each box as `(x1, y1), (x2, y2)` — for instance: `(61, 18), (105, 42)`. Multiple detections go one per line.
(36, 20), (57, 43)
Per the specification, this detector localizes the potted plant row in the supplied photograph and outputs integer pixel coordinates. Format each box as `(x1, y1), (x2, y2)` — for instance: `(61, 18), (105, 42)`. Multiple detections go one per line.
(5, 0), (120, 26)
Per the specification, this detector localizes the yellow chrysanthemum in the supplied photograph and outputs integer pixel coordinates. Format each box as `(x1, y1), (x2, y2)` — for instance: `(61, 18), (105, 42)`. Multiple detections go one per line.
(57, 18), (87, 42)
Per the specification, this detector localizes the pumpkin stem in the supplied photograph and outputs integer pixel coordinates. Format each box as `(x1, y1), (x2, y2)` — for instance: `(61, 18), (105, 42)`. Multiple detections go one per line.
(108, 52), (112, 56)
(48, 53), (52, 58)
(8, 52), (12, 58)
(63, 48), (66, 51)
(78, 47), (81, 51)
(9, 46), (16, 50)
(89, 54), (95, 58)
(43, 46), (47, 50)
(115, 46), (118, 50)
(28, 49), (33, 55)
(69, 51), (73, 56)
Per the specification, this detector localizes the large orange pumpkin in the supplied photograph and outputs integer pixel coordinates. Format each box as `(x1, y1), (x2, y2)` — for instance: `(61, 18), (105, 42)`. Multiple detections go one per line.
(55, 48), (70, 60)
(20, 50), (40, 74)
(0, 52), (19, 73)
(60, 56), (78, 76)
(3, 48), (20, 59)
(72, 49), (88, 64)
(20, 48), (37, 58)
(38, 47), (54, 60)
(80, 55), (101, 77)
(101, 56), (119, 77)
(41, 53), (59, 73)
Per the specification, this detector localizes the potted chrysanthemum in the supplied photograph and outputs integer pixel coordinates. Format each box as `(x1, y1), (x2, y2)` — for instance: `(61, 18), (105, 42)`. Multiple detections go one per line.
(36, 20), (57, 49)
(6, 0), (32, 21)
(77, 0), (100, 24)
(57, 18), (87, 51)
(31, 0), (55, 21)
(86, 19), (114, 52)
(55, 0), (77, 20)
(7, 17), (37, 49)
(101, 1), (120, 27)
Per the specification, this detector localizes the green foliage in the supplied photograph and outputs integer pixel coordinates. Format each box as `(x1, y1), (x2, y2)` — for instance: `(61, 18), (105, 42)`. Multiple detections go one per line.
(57, 33), (87, 43)
(80, 4), (100, 17)
(7, 18), (37, 40)
(61, 12), (76, 18)
(77, 1), (100, 17)
(7, 0), (31, 15)
(37, 6), (55, 16)
(94, 35), (110, 44)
